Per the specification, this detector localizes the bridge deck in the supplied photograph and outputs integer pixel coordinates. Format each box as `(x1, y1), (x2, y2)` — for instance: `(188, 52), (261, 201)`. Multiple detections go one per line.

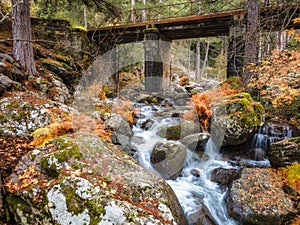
(88, 4), (300, 44)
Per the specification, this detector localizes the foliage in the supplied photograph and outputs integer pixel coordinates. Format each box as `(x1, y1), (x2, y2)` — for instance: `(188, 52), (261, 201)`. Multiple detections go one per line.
(30, 122), (73, 147)
(183, 93), (212, 131)
(278, 163), (300, 193)
(179, 75), (189, 86)
(184, 77), (245, 130)
(247, 48), (300, 121)
(112, 99), (134, 124)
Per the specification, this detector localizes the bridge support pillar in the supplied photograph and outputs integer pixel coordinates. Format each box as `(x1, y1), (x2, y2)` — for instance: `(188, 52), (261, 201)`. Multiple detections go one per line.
(227, 16), (246, 78)
(143, 27), (164, 92)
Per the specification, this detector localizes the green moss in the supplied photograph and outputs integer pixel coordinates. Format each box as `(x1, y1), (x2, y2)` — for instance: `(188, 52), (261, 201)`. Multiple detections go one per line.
(41, 58), (62, 67)
(143, 27), (159, 34)
(6, 195), (31, 221)
(6, 102), (19, 110)
(221, 76), (244, 89)
(41, 137), (82, 176)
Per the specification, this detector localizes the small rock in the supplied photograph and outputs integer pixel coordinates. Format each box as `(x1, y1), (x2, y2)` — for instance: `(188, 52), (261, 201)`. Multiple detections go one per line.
(191, 168), (201, 177)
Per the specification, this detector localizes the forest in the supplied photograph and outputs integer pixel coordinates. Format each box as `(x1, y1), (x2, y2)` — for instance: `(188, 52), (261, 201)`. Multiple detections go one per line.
(0, 0), (299, 225)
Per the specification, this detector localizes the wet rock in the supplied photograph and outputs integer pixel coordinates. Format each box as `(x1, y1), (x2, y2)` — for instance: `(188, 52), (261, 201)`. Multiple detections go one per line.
(0, 92), (74, 137)
(180, 133), (210, 151)
(157, 121), (201, 140)
(210, 168), (240, 185)
(5, 133), (187, 224)
(141, 118), (155, 130)
(188, 201), (217, 225)
(104, 113), (133, 137)
(191, 168), (201, 177)
(151, 141), (187, 180)
(227, 168), (296, 225)
(211, 92), (264, 146)
(248, 148), (266, 161)
(269, 137), (300, 167)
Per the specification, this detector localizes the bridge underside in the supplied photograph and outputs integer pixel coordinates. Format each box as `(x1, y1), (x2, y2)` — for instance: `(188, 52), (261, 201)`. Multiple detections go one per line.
(87, 4), (300, 90)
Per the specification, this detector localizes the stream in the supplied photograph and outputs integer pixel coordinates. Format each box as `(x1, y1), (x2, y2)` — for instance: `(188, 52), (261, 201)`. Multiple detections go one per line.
(128, 99), (293, 224)
(131, 102), (239, 225)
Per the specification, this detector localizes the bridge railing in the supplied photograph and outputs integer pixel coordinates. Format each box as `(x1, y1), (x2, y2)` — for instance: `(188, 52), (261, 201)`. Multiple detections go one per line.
(108, 0), (299, 27)
(125, 1), (247, 24)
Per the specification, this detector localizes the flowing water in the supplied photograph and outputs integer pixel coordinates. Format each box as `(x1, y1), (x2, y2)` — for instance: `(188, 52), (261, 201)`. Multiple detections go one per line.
(131, 103), (238, 225)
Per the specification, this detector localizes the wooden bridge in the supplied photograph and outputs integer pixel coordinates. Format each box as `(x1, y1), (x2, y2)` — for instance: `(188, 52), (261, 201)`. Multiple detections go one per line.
(87, 1), (300, 91)
(88, 2), (300, 43)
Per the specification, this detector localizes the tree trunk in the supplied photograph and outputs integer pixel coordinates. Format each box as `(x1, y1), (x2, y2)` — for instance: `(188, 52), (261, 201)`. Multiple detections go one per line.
(195, 0), (201, 81)
(12, 0), (37, 76)
(130, 0), (135, 23)
(244, 0), (259, 83)
(201, 40), (210, 77)
(142, 0), (146, 22)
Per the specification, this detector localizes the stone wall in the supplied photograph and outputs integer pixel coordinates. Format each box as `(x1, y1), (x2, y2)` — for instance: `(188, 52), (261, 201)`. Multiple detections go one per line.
(31, 17), (88, 60)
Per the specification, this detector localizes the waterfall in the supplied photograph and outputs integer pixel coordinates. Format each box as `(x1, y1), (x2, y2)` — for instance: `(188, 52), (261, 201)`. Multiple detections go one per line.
(252, 123), (293, 150)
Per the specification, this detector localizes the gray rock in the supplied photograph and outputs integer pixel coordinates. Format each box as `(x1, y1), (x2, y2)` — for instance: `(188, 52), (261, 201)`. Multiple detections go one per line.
(0, 75), (13, 89)
(104, 113), (133, 137)
(157, 121), (201, 140)
(0, 92), (74, 137)
(269, 137), (300, 167)
(227, 168), (296, 225)
(180, 132), (210, 151)
(151, 141), (187, 180)
(5, 133), (187, 224)
(0, 53), (14, 64)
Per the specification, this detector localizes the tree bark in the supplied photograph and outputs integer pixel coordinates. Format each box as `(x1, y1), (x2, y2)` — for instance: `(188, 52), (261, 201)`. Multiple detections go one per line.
(244, 0), (259, 83)
(195, 0), (201, 80)
(130, 0), (135, 23)
(12, 0), (37, 76)
(201, 40), (210, 77)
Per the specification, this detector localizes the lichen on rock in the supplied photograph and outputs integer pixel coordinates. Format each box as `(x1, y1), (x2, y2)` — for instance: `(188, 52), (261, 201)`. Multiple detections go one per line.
(5, 132), (187, 225)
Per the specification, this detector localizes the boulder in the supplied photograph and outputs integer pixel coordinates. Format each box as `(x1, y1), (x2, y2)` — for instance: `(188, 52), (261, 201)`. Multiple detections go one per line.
(104, 113), (133, 137)
(0, 92), (74, 137)
(5, 133), (187, 225)
(157, 121), (201, 140)
(210, 168), (240, 185)
(151, 141), (187, 180)
(211, 92), (264, 146)
(179, 133), (210, 152)
(227, 168), (296, 225)
(268, 137), (300, 167)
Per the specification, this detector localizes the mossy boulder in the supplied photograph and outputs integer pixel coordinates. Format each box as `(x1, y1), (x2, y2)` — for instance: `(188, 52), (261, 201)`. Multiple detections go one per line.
(211, 92), (264, 146)
(5, 133), (187, 225)
(157, 121), (201, 140)
(227, 168), (296, 225)
(0, 92), (73, 137)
